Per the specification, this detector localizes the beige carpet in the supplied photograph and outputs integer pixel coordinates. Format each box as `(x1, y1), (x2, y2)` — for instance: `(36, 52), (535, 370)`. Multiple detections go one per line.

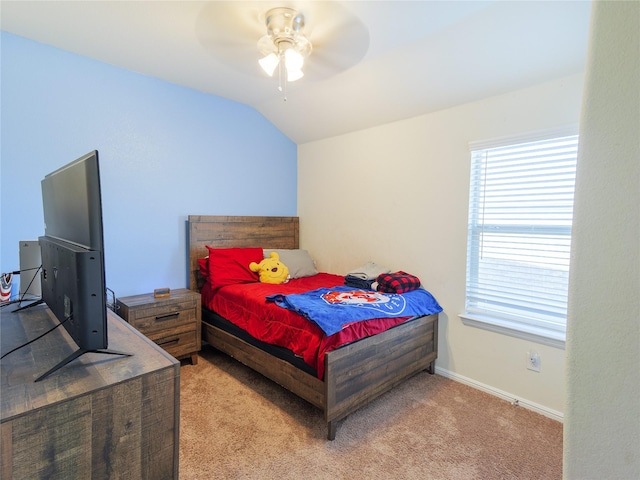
(179, 345), (562, 479)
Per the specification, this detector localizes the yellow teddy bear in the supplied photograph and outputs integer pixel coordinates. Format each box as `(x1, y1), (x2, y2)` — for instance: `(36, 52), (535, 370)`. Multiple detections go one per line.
(250, 252), (290, 284)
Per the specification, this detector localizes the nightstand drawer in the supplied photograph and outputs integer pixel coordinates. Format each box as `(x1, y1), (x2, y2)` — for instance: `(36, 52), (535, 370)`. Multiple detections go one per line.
(129, 300), (196, 334)
(147, 326), (197, 359)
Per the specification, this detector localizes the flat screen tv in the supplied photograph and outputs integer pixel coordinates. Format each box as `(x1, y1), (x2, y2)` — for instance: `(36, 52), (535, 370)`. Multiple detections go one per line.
(37, 150), (129, 381)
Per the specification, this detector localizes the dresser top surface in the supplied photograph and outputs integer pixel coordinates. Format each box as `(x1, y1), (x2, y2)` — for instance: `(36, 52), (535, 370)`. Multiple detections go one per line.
(1, 305), (178, 421)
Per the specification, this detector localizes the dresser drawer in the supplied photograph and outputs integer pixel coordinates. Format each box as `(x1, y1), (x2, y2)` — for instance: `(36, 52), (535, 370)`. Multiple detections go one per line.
(128, 300), (196, 334)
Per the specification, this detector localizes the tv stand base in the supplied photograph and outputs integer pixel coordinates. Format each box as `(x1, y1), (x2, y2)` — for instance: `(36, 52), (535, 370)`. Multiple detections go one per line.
(12, 298), (44, 312)
(35, 347), (132, 382)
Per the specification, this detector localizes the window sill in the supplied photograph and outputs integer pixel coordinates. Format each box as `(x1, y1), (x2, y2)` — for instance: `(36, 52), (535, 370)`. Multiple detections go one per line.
(459, 313), (566, 349)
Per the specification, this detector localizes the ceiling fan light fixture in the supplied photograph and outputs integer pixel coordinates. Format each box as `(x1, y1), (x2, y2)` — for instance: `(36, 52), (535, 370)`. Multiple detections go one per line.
(286, 68), (304, 82)
(259, 53), (279, 77)
(257, 7), (312, 98)
(284, 48), (304, 72)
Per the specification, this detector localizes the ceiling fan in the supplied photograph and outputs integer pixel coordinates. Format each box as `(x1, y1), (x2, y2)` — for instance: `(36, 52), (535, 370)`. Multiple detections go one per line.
(195, 1), (370, 87)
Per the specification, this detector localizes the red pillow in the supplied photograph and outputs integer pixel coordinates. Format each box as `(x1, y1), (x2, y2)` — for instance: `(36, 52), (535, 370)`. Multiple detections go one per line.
(206, 247), (263, 291)
(197, 257), (209, 279)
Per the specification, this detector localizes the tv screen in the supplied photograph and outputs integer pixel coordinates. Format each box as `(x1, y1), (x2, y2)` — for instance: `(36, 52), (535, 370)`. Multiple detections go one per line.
(37, 150), (128, 381)
(42, 150), (105, 252)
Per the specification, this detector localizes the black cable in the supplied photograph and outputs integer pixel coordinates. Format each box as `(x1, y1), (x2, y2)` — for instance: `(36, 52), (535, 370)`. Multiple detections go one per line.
(106, 287), (119, 312)
(0, 313), (72, 360)
(17, 265), (42, 302)
(2, 267), (40, 276)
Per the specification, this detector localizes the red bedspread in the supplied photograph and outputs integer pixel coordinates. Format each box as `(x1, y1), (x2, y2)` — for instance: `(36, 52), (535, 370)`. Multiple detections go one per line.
(201, 273), (412, 379)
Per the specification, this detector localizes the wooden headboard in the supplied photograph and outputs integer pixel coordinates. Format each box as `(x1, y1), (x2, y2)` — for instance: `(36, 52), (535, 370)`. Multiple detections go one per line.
(188, 215), (299, 292)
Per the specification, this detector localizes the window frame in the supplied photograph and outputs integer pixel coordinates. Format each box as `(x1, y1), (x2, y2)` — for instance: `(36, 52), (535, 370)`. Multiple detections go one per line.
(460, 126), (579, 349)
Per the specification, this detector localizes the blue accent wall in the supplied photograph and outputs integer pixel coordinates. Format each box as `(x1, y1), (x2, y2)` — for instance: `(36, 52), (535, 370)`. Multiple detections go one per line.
(1, 32), (297, 297)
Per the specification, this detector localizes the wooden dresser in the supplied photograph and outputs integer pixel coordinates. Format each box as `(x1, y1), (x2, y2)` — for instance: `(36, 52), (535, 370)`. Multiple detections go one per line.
(116, 288), (201, 364)
(0, 304), (180, 479)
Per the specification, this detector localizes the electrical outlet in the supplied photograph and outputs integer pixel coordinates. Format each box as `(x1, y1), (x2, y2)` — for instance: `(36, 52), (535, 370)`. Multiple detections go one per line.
(527, 351), (541, 372)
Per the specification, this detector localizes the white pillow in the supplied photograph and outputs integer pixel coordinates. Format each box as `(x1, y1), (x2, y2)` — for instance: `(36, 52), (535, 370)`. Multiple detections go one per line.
(263, 249), (318, 279)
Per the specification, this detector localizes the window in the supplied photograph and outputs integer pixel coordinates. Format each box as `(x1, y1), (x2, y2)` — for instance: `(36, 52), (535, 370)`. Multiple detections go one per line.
(461, 131), (579, 347)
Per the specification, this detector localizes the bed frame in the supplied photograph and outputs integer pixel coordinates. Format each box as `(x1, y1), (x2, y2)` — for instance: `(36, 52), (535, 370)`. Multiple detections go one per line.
(188, 215), (438, 440)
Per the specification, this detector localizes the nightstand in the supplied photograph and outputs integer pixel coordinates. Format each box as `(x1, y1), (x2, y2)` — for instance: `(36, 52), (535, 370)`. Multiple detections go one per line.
(116, 288), (201, 364)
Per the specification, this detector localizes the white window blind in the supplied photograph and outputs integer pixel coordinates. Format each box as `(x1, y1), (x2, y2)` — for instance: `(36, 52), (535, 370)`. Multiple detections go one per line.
(464, 133), (579, 343)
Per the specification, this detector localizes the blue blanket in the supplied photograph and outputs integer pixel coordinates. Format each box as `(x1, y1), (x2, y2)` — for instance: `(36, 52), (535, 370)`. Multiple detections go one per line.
(266, 286), (442, 336)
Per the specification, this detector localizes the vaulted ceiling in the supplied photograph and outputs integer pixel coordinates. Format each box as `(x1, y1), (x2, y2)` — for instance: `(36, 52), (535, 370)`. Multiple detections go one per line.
(1, 1), (592, 144)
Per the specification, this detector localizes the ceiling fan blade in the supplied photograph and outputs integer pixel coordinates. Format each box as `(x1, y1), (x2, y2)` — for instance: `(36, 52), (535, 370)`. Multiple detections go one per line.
(195, 2), (267, 75)
(305, 16), (370, 80)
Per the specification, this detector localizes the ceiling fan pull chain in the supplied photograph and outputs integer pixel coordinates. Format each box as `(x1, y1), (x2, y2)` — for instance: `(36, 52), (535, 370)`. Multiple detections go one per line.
(278, 54), (283, 93)
(278, 52), (288, 101)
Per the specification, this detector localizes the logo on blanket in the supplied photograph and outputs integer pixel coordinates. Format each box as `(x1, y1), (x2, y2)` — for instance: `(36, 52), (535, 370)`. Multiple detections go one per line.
(321, 289), (406, 314)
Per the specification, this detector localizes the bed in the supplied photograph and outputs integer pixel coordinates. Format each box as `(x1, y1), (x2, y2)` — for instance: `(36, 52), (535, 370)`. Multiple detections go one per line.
(188, 215), (439, 440)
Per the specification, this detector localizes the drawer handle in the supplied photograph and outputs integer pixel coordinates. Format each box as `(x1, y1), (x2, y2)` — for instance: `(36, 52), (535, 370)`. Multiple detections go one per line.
(155, 312), (180, 322)
(157, 338), (180, 347)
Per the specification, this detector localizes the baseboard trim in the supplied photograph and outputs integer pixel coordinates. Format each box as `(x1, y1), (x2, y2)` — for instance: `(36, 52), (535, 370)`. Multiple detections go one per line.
(434, 366), (564, 423)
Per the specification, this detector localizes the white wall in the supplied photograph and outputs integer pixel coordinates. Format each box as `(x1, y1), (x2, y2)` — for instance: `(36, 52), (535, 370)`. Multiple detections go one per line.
(564, 1), (639, 478)
(298, 73), (584, 416)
